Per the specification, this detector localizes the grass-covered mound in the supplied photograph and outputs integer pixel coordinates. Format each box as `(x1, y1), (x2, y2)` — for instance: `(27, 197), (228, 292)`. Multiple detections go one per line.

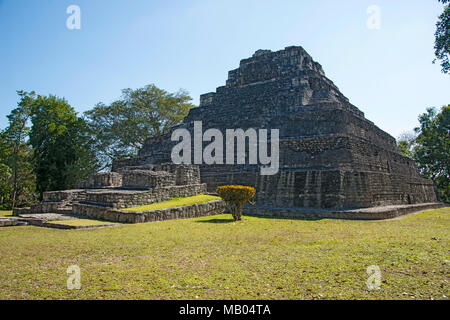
(0, 210), (12, 217)
(122, 194), (221, 212)
(0, 207), (448, 299)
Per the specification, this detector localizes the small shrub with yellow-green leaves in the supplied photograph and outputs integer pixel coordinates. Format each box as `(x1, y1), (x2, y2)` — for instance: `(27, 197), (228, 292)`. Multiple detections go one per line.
(217, 185), (256, 221)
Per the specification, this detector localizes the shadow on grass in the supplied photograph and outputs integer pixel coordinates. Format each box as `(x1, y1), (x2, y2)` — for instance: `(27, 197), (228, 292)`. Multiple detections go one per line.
(196, 218), (236, 224)
(197, 214), (325, 223)
(245, 214), (324, 221)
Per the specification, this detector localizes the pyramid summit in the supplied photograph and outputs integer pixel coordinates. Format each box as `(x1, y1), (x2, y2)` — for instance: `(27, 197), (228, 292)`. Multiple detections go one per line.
(113, 46), (438, 212)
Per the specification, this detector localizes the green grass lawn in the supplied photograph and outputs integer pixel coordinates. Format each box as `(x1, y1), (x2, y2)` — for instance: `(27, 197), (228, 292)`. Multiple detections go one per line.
(0, 210), (12, 217)
(48, 219), (119, 226)
(0, 207), (448, 300)
(122, 194), (221, 212)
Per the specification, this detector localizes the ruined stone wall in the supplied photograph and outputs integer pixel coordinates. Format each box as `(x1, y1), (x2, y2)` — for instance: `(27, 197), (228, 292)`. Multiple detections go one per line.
(18, 163), (206, 216)
(122, 170), (175, 189)
(111, 157), (143, 172)
(111, 163), (201, 187)
(42, 189), (87, 202)
(153, 163), (201, 185)
(135, 134), (172, 165)
(80, 184), (207, 209)
(77, 172), (122, 189)
(14, 189), (87, 216)
(293, 170), (436, 208)
(72, 199), (226, 224)
(244, 202), (445, 220)
(199, 164), (435, 209)
(280, 135), (419, 176)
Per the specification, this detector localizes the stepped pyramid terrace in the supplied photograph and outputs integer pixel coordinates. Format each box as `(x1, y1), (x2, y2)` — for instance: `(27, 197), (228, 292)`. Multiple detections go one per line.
(13, 164), (225, 224)
(112, 46), (442, 219)
(12, 46), (444, 223)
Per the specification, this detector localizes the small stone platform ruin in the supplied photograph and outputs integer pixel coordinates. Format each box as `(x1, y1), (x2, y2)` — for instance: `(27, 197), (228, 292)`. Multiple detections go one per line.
(13, 164), (225, 223)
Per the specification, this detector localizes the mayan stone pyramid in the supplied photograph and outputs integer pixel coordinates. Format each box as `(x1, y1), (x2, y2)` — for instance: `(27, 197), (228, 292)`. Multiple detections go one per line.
(113, 46), (437, 210)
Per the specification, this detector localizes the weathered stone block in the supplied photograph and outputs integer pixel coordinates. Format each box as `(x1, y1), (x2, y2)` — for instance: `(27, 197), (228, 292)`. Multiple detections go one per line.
(122, 170), (175, 189)
(77, 172), (122, 189)
(72, 199), (226, 223)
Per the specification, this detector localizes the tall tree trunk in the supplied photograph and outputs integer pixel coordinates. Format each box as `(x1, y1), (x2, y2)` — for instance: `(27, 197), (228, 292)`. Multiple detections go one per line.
(11, 143), (18, 209)
(11, 121), (25, 209)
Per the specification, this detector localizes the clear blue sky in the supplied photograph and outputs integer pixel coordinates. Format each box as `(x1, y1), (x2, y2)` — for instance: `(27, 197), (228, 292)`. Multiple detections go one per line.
(0, 0), (449, 138)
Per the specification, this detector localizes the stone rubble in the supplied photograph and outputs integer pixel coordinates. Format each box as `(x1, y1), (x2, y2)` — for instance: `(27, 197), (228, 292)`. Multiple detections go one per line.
(12, 163), (223, 224)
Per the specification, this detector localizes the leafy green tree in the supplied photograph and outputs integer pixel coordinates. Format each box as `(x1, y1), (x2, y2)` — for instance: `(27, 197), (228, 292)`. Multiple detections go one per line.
(0, 132), (13, 208)
(0, 163), (13, 209)
(4, 142), (36, 208)
(397, 131), (416, 158)
(217, 185), (256, 221)
(84, 84), (195, 169)
(29, 94), (98, 196)
(4, 91), (35, 208)
(434, 0), (450, 73)
(413, 105), (449, 201)
(0, 131), (10, 164)
(0, 133), (36, 210)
